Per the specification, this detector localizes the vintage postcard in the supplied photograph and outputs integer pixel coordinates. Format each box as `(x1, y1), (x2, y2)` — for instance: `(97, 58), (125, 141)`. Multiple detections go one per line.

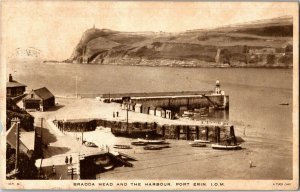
(0, 1), (298, 190)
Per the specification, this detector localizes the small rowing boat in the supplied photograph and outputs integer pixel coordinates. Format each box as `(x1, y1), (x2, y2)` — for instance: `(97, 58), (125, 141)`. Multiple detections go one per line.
(279, 103), (289, 106)
(83, 141), (98, 147)
(137, 138), (166, 144)
(131, 141), (148, 146)
(113, 145), (132, 149)
(211, 144), (241, 150)
(143, 145), (163, 150)
(189, 142), (206, 147)
(193, 139), (211, 143)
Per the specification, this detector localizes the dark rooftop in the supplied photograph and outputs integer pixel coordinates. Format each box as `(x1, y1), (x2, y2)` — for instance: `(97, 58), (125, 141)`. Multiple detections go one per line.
(6, 74), (26, 88)
(6, 81), (27, 88)
(33, 87), (54, 100)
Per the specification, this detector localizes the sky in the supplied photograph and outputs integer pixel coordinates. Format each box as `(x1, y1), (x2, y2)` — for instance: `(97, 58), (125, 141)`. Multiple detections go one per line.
(1, 1), (297, 60)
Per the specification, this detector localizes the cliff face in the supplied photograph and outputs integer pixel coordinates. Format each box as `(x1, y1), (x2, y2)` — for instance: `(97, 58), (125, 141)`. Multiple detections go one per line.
(68, 16), (293, 68)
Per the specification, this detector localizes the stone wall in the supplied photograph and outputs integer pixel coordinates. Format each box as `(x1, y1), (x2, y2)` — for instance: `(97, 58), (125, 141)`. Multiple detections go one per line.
(55, 118), (235, 143)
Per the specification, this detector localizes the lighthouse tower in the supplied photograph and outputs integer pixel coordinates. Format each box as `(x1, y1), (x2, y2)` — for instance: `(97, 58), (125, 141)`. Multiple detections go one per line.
(214, 80), (221, 94)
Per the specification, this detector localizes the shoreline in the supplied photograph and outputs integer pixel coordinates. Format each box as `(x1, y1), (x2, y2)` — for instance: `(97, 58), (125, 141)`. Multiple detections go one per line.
(42, 61), (293, 69)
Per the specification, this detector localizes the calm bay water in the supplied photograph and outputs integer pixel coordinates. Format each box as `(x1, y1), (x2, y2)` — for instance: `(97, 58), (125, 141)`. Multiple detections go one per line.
(8, 62), (293, 141)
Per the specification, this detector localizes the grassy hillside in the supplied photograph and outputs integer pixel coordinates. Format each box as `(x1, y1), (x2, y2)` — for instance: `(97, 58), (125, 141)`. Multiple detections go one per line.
(66, 16), (293, 68)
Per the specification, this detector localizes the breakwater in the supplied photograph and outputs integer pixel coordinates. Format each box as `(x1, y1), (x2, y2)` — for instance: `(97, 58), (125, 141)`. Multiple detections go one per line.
(54, 118), (236, 143)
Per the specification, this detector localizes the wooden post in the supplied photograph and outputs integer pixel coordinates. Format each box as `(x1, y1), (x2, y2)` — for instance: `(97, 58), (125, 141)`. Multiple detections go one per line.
(15, 120), (20, 171)
(71, 167), (74, 180)
(196, 126), (199, 140)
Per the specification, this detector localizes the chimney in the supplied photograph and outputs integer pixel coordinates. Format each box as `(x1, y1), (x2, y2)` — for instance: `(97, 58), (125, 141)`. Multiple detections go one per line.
(9, 74), (13, 82)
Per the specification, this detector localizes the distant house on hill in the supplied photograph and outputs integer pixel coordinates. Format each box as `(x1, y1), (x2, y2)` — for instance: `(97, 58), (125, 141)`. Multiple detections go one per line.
(23, 87), (55, 111)
(6, 74), (26, 98)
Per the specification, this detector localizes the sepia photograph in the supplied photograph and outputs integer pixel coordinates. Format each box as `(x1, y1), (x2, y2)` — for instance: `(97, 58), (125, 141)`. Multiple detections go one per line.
(0, 1), (298, 190)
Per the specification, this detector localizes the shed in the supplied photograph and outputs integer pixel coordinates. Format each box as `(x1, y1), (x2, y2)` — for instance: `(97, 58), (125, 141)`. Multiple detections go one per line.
(149, 106), (156, 116)
(6, 74), (26, 98)
(166, 109), (174, 119)
(142, 105), (150, 114)
(161, 109), (166, 118)
(135, 103), (142, 113)
(128, 103), (135, 111)
(23, 87), (55, 111)
(155, 107), (163, 117)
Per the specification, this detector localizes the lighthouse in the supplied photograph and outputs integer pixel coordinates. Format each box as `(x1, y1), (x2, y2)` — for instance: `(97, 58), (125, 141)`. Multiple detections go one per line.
(214, 80), (221, 94)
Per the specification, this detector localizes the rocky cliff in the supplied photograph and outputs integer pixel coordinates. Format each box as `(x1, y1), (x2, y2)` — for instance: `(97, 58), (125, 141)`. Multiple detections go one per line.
(66, 16), (293, 68)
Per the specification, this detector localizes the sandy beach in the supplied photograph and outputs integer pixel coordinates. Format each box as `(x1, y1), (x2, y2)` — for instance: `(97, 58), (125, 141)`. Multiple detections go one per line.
(26, 97), (292, 180)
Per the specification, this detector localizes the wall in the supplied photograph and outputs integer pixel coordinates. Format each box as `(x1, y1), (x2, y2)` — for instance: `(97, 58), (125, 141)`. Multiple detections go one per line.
(55, 118), (235, 143)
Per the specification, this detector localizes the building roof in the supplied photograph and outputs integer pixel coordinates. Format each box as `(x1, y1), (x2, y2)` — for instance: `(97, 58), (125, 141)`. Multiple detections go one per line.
(33, 87), (54, 100)
(6, 80), (26, 88)
(6, 123), (33, 158)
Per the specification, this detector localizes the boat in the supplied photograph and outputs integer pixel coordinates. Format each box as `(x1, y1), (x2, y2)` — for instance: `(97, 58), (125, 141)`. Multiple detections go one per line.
(83, 141), (98, 147)
(211, 144), (241, 150)
(131, 141), (148, 146)
(193, 139), (211, 143)
(189, 142), (206, 147)
(113, 145), (132, 149)
(137, 138), (166, 144)
(143, 145), (163, 150)
(279, 103), (289, 105)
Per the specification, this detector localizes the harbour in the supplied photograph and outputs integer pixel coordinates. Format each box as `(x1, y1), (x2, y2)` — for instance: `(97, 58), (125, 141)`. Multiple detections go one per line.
(6, 62), (293, 180)
(4, 60), (292, 180)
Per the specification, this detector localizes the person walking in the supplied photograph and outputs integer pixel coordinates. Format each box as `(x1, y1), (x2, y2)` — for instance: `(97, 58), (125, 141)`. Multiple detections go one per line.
(69, 155), (73, 164)
(116, 111), (119, 117)
(65, 156), (68, 164)
(113, 112), (115, 118)
(249, 159), (253, 168)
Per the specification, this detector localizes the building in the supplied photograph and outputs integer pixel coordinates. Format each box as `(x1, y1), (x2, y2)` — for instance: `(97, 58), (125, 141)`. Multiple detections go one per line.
(149, 106), (156, 115)
(23, 87), (55, 111)
(155, 107), (163, 117)
(6, 74), (26, 98)
(134, 103), (142, 113)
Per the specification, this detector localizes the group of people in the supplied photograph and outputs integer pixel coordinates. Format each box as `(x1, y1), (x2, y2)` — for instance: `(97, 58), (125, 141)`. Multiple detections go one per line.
(65, 155), (73, 165)
(113, 111), (119, 118)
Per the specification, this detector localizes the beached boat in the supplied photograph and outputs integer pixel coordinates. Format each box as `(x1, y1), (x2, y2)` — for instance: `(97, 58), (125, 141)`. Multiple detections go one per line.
(113, 145), (132, 149)
(143, 145), (163, 150)
(189, 142), (206, 147)
(193, 139), (211, 143)
(279, 103), (289, 105)
(211, 144), (241, 150)
(83, 141), (97, 147)
(131, 141), (148, 146)
(137, 138), (166, 144)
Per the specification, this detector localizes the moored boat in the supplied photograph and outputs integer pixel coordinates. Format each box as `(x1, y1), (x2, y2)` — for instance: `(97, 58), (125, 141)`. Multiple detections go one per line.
(279, 103), (289, 105)
(83, 141), (98, 147)
(131, 141), (148, 146)
(137, 138), (166, 144)
(211, 144), (241, 150)
(113, 145), (132, 149)
(143, 145), (163, 150)
(189, 142), (206, 147)
(193, 139), (211, 143)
